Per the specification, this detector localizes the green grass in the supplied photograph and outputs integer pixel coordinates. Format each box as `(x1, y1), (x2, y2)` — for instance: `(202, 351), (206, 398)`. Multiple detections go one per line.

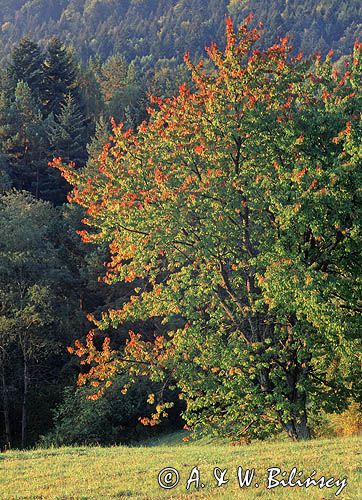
(0, 433), (361, 499)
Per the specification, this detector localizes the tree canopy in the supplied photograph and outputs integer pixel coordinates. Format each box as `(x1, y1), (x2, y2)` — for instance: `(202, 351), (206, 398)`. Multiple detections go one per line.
(0, 1), (360, 64)
(56, 18), (362, 441)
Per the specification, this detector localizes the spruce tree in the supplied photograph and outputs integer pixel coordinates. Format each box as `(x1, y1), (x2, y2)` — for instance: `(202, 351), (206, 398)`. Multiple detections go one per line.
(43, 38), (79, 117)
(98, 54), (128, 104)
(123, 61), (148, 127)
(14, 82), (46, 194)
(46, 93), (88, 203)
(8, 38), (45, 105)
(1, 82), (45, 195)
(47, 93), (87, 165)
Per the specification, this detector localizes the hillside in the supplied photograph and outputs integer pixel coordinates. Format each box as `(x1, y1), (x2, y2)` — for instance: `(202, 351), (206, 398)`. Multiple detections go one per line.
(0, 434), (360, 498)
(0, 0), (361, 458)
(0, 0), (360, 63)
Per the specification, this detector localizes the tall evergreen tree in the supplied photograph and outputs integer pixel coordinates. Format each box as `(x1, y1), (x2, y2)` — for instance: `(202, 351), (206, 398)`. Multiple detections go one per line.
(46, 93), (88, 203)
(43, 38), (79, 117)
(77, 65), (103, 125)
(98, 54), (128, 104)
(47, 93), (87, 166)
(0, 89), (14, 156)
(15, 82), (47, 194)
(12, 82), (40, 186)
(123, 61), (148, 128)
(1, 82), (46, 195)
(8, 38), (45, 105)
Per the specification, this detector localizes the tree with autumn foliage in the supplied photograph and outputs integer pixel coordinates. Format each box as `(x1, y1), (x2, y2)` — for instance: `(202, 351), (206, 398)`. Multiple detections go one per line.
(55, 17), (362, 441)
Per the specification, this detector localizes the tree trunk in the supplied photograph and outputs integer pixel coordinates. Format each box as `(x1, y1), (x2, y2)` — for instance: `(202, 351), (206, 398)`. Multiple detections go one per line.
(21, 355), (28, 449)
(285, 410), (310, 441)
(284, 387), (310, 441)
(35, 165), (39, 199)
(0, 357), (11, 450)
(282, 322), (311, 441)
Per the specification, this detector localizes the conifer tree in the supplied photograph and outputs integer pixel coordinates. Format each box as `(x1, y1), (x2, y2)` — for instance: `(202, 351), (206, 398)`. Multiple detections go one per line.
(8, 38), (45, 105)
(43, 38), (79, 117)
(47, 93), (87, 166)
(3, 82), (46, 195)
(123, 61), (148, 128)
(98, 54), (128, 104)
(46, 93), (88, 203)
(0, 90), (14, 154)
(0, 88), (22, 192)
(16, 82), (46, 193)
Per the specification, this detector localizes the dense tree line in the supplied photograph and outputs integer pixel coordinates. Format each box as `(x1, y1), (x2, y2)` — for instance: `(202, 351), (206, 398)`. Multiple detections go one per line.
(0, 1), (360, 65)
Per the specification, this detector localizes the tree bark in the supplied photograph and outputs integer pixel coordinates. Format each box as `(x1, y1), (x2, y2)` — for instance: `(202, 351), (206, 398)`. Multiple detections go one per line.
(285, 410), (310, 441)
(21, 355), (28, 449)
(0, 356), (11, 450)
(284, 388), (310, 441)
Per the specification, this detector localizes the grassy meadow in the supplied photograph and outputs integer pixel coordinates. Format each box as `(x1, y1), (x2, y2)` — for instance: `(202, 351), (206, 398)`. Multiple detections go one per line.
(0, 432), (361, 499)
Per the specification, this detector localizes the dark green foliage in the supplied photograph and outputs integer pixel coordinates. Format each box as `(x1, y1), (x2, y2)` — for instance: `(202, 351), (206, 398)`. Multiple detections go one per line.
(0, 37), (90, 204)
(7, 38), (45, 104)
(0, 156), (12, 193)
(0, 191), (85, 448)
(0, 81), (51, 198)
(43, 38), (80, 117)
(45, 376), (181, 446)
(0, 1), (360, 65)
(47, 93), (87, 165)
(9, 82), (46, 195)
